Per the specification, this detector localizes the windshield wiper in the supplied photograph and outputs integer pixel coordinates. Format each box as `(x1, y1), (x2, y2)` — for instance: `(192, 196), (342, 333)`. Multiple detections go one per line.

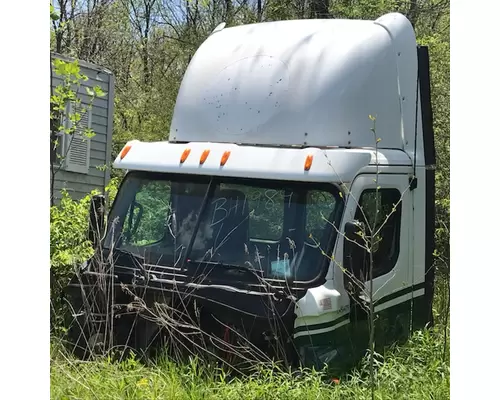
(179, 178), (216, 270)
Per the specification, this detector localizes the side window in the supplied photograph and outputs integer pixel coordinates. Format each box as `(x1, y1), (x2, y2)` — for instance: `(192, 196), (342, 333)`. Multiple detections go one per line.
(354, 189), (402, 279)
(122, 181), (172, 246)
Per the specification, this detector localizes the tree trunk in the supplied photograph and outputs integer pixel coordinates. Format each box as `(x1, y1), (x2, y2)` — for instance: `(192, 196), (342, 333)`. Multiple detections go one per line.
(407, 0), (419, 28)
(50, 56), (58, 207)
(225, 0), (234, 26)
(310, 0), (330, 19)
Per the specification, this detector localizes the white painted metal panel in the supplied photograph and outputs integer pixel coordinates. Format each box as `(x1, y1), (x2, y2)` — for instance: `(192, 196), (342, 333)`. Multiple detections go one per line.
(170, 13), (418, 157)
(114, 141), (411, 183)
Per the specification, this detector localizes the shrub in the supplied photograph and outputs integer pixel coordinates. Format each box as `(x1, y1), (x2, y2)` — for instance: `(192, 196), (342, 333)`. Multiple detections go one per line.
(50, 178), (120, 332)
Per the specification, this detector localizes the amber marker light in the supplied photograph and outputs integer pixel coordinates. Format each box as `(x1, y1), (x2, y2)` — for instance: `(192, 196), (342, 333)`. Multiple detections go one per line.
(220, 151), (231, 166)
(200, 149), (210, 164)
(120, 144), (132, 160)
(180, 148), (191, 163)
(304, 154), (313, 171)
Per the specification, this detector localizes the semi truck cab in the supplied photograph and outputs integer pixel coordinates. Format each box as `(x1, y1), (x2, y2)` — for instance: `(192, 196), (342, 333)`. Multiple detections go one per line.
(66, 12), (435, 371)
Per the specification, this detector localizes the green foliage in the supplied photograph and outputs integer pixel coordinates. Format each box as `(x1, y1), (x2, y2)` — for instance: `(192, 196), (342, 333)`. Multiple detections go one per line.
(329, 0), (402, 20)
(420, 26), (450, 271)
(50, 58), (93, 166)
(51, 178), (120, 267)
(50, 190), (95, 273)
(50, 188), (95, 336)
(50, 178), (120, 302)
(50, 3), (59, 21)
(50, 177), (120, 334)
(50, 57), (106, 143)
(86, 85), (106, 98)
(107, 177), (120, 204)
(50, 323), (449, 399)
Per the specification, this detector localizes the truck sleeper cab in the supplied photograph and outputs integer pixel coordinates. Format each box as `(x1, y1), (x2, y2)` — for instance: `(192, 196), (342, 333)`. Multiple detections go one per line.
(66, 12), (435, 372)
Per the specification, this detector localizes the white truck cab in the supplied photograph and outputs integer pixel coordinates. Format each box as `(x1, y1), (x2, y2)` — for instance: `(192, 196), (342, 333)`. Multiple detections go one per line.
(67, 12), (436, 371)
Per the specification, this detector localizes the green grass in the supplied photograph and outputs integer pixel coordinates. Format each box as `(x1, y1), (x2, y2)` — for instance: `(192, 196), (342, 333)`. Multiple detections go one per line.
(50, 323), (449, 400)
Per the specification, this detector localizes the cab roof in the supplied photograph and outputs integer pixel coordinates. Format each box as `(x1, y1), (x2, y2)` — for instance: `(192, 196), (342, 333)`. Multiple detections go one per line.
(170, 13), (419, 155)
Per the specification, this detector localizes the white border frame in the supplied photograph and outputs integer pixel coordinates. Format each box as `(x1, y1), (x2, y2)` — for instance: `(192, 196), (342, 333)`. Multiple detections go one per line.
(0, 2), (497, 398)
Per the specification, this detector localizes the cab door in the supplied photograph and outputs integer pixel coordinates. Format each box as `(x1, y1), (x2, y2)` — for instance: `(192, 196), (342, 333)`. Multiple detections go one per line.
(333, 171), (413, 351)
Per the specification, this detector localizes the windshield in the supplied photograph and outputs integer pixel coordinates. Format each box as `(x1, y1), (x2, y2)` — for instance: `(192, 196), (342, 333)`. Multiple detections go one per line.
(104, 172), (343, 282)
